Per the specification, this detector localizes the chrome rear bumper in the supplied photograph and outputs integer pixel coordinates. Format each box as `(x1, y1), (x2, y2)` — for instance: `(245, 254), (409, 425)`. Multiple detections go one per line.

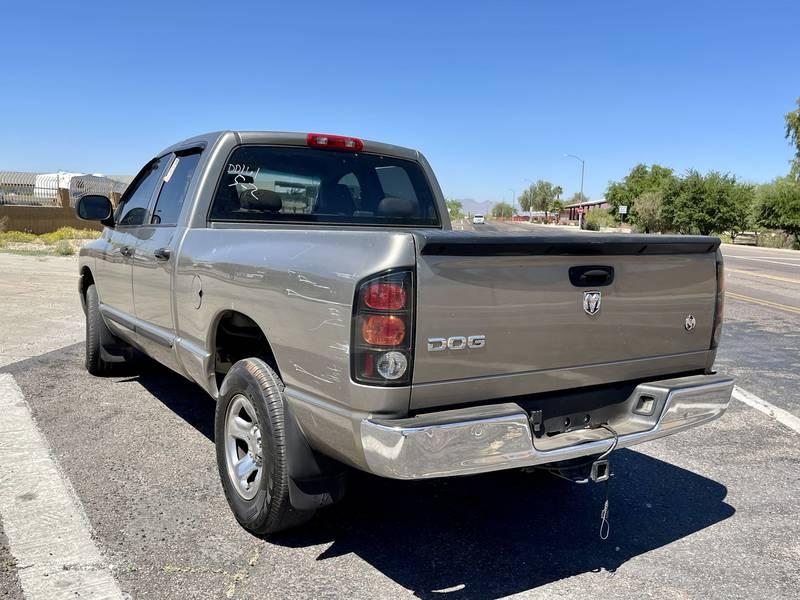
(360, 374), (733, 479)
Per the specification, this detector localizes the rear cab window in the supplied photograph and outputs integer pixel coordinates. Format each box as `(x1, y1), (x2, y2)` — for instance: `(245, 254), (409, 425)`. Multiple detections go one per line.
(209, 146), (440, 227)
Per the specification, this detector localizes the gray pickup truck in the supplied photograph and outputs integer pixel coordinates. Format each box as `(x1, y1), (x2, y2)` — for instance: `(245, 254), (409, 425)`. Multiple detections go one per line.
(76, 131), (733, 534)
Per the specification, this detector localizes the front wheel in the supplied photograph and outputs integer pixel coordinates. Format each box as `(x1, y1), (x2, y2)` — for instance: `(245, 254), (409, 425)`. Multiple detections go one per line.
(215, 358), (315, 534)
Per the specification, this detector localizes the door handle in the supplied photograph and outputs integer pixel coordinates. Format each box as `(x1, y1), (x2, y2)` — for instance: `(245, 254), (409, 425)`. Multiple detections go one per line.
(569, 265), (615, 287)
(119, 246), (133, 257)
(153, 248), (171, 261)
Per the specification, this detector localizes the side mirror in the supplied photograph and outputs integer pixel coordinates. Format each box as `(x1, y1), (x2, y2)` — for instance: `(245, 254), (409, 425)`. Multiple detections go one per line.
(76, 195), (114, 225)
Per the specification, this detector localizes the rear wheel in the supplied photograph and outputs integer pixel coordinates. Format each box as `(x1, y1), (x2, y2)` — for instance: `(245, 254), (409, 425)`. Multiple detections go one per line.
(215, 358), (315, 534)
(85, 284), (129, 375)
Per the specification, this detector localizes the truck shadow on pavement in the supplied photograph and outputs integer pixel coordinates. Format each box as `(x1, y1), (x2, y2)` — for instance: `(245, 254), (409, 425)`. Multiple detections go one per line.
(129, 359), (735, 600)
(284, 458), (733, 599)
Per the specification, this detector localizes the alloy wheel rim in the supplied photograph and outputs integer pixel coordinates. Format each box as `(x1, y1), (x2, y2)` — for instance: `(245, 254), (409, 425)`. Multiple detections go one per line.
(224, 394), (264, 500)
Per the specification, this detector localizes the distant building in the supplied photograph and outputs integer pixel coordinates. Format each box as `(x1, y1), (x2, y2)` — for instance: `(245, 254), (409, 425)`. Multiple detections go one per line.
(561, 198), (610, 222)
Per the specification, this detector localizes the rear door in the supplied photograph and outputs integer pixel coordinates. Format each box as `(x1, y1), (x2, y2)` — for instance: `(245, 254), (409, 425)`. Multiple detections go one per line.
(410, 234), (720, 409)
(132, 148), (202, 370)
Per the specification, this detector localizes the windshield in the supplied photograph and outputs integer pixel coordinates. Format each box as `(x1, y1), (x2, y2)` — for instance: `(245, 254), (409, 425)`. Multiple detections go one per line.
(209, 146), (440, 227)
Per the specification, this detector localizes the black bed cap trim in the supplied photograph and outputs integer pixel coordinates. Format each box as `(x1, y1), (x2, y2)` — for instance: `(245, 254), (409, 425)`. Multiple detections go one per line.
(416, 232), (720, 257)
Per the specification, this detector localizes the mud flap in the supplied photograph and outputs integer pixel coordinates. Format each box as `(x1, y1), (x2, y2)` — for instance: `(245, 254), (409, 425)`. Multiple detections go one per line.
(283, 402), (347, 511)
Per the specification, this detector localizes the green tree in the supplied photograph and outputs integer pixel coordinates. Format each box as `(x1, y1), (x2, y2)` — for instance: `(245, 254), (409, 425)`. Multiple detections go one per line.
(518, 180), (559, 218)
(568, 191), (590, 204)
(605, 164), (678, 224)
(491, 201), (514, 219)
(446, 199), (464, 220)
(757, 177), (800, 247)
(785, 98), (800, 179)
(550, 199), (565, 221)
(633, 191), (665, 233)
(531, 180), (558, 217)
(517, 187), (534, 214)
(729, 183), (756, 242)
(553, 185), (563, 201)
(663, 170), (740, 235)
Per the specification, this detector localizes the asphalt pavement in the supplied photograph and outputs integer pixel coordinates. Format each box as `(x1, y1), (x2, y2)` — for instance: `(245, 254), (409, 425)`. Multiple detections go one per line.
(1, 232), (799, 599)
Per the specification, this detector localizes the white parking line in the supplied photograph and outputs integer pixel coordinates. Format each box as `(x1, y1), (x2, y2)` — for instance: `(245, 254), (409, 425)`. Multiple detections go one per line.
(732, 385), (800, 434)
(0, 373), (124, 600)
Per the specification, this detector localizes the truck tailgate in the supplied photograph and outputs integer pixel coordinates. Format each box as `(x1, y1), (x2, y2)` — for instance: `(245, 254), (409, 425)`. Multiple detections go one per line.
(411, 232), (720, 409)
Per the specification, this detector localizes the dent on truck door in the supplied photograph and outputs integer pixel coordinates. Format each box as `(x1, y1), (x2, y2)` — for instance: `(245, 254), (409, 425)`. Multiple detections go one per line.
(132, 149), (202, 372)
(95, 156), (169, 336)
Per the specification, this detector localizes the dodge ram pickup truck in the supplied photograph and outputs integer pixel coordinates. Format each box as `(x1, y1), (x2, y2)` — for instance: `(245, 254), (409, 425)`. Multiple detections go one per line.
(76, 131), (733, 534)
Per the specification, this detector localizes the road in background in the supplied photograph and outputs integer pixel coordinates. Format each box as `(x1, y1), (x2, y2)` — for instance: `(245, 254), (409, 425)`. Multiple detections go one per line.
(722, 244), (800, 313)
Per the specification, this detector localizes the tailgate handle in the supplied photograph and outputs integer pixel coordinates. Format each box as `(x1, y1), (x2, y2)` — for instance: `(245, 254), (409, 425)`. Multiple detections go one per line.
(569, 266), (615, 287)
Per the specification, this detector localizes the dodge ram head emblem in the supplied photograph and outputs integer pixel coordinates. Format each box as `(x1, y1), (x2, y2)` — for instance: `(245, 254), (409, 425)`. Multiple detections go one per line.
(685, 314), (696, 331)
(583, 291), (601, 316)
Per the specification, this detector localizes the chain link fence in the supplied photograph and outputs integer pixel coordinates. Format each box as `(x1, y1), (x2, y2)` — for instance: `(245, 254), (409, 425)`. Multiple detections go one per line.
(0, 171), (130, 207)
(0, 171), (59, 206)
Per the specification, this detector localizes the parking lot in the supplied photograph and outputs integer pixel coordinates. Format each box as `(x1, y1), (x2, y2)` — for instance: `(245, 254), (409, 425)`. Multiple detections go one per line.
(1, 229), (800, 599)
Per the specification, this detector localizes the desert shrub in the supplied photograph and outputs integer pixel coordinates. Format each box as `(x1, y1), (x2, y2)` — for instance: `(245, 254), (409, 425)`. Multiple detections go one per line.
(584, 208), (615, 231)
(54, 240), (75, 255)
(0, 230), (38, 243)
(39, 227), (100, 244)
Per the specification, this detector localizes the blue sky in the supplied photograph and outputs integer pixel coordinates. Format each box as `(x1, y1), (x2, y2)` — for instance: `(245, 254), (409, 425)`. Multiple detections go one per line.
(1, 1), (798, 202)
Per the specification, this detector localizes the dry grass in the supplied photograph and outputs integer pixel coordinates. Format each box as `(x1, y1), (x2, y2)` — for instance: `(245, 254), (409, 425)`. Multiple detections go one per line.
(0, 227), (100, 256)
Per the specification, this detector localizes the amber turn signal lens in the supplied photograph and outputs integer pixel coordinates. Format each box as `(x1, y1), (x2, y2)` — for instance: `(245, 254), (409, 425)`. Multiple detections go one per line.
(361, 315), (406, 346)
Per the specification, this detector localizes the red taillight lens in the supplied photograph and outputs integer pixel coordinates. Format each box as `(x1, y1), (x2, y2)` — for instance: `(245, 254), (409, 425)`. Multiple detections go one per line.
(361, 315), (406, 346)
(363, 283), (406, 311)
(352, 270), (414, 386)
(361, 353), (375, 378)
(306, 133), (364, 152)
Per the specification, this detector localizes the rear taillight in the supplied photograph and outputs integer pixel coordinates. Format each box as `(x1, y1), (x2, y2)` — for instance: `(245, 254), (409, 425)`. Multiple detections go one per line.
(307, 133), (364, 152)
(352, 270), (414, 386)
(711, 249), (725, 350)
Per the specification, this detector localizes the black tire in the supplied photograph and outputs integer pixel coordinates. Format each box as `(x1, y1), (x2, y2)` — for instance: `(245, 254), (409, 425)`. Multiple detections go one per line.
(215, 358), (315, 534)
(85, 284), (127, 376)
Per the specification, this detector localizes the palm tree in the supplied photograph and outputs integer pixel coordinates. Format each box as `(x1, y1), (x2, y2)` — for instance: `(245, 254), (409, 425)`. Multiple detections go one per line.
(554, 185), (563, 201)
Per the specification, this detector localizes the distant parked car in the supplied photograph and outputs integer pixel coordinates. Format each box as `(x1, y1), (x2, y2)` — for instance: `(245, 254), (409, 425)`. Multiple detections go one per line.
(472, 214), (485, 224)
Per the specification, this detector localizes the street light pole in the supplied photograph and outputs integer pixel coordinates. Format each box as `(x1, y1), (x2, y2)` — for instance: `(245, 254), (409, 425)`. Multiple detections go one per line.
(564, 153), (585, 201)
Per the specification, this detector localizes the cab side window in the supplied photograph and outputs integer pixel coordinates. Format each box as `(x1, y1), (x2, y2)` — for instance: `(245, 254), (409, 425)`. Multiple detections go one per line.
(115, 156), (169, 227)
(151, 150), (202, 225)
